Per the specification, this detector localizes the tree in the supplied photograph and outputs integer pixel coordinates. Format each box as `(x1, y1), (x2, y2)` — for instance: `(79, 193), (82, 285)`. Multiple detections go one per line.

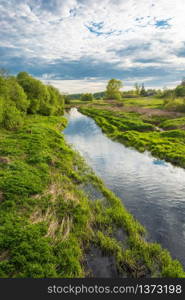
(17, 72), (49, 113)
(47, 85), (64, 115)
(175, 85), (185, 97)
(63, 95), (70, 104)
(162, 88), (175, 99)
(180, 78), (185, 86)
(145, 89), (157, 96)
(105, 79), (123, 100)
(134, 83), (141, 96)
(17, 72), (64, 116)
(140, 83), (147, 96)
(6, 77), (29, 112)
(0, 71), (64, 131)
(81, 93), (93, 101)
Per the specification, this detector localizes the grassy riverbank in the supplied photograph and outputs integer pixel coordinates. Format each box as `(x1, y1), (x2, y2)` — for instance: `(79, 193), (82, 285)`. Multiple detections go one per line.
(79, 107), (185, 168)
(0, 114), (185, 277)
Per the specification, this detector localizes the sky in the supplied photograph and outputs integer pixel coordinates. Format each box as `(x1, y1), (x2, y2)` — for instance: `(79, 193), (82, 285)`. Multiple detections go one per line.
(0, 0), (185, 93)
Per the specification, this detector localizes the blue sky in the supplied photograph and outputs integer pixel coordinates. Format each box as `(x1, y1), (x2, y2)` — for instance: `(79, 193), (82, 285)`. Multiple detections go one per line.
(0, 0), (185, 93)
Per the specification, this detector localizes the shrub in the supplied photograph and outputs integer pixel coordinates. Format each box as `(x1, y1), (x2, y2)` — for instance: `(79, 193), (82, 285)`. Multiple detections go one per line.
(2, 103), (24, 130)
(81, 93), (93, 102)
(175, 85), (185, 97)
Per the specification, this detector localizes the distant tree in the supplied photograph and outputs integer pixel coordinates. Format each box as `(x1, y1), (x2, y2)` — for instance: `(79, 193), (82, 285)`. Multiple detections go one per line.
(81, 93), (93, 101)
(161, 89), (175, 103)
(175, 85), (185, 97)
(134, 83), (141, 96)
(105, 79), (123, 100)
(180, 78), (185, 86)
(145, 89), (158, 97)
(93, 92), (105, 100)
(140, 83), (147, 96)
(63, 95), (71, 104)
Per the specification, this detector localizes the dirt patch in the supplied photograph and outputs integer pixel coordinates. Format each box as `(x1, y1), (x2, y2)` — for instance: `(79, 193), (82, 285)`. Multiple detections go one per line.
(95, 102), (184, 118)
(0, 250), (9, 262)
(0, 156), (11, 164)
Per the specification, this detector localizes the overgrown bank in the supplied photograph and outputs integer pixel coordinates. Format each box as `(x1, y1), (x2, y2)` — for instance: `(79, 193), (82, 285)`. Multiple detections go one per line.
(0, 115), (185, 277)
(79, 107), (185, 168)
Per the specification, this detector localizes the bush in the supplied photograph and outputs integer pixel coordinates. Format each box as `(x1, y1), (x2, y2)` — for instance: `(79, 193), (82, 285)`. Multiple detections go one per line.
(175, 85), (185, 97)
(164, 98), (185, 112)
(6, 77), (29, 112)
(81, 93), (93, 101)
(2, 103), (24, 130)
(17, 72), (64, 116)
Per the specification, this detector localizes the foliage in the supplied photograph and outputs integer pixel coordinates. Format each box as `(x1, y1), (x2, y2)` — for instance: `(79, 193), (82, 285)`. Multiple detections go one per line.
(0, 76), (29, 112)
(175, 85), (185, 97)
(80, 108), (155, 132)
(0, 71), (64, 131)
(80, 93), (93, 102)
(134, 83), (141, 96)
(164, 98), (185, 112)
(17, 72), (64, 115)
(2, 103), (24, 130)
(140, 83), (147, 96)
(105, 78), (123, 100)
(160, 117), (185, 129)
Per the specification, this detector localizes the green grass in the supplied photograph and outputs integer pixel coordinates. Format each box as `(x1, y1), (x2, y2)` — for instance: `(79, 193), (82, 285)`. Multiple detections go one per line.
(160, 117), (185, 129)
(79, 107), (185, 169)
(122, 97), (164, 109)
(0, 114), (184, 278)
(80, 108), (155, 132)
(164, 98), (185, 112)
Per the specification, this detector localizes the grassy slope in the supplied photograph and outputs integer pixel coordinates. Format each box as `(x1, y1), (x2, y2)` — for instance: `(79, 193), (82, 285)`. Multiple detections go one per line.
(79, 107), (185, 168)
(0, 115), (184, 278)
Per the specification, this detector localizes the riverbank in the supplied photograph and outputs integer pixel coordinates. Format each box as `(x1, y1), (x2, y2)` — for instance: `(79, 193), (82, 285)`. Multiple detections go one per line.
(79, 106), (185, 168)
(0, 114), (184, 277)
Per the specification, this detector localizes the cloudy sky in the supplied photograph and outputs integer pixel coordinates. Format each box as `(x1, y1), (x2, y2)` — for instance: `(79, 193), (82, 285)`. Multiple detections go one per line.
(0, 0), (185, 93)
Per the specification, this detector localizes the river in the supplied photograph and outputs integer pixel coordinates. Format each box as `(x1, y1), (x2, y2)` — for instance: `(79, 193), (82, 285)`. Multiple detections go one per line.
(64, 108), (185, 267)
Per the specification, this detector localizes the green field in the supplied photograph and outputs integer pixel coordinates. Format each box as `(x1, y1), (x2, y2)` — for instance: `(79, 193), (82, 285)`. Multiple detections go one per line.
(122, 97), (164, 108)
(79, 106), (185, 168)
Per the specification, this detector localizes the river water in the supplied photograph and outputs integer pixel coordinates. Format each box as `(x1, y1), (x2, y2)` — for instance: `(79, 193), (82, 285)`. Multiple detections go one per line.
(64, 108), (185, 267)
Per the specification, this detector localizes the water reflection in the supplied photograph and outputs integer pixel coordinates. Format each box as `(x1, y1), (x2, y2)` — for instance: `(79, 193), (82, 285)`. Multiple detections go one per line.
(64, 108), (185, 267)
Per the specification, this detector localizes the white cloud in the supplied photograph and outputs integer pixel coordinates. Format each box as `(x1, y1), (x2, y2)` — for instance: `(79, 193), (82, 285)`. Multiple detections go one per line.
(41, 76), (169, 94)
(0, 0), (185, 88)
(41, 78), (108, 93)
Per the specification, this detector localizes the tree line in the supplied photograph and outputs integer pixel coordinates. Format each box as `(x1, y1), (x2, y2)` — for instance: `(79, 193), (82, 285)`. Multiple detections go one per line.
(0, 70), (64, 130)
(68, 78), (185, 102)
